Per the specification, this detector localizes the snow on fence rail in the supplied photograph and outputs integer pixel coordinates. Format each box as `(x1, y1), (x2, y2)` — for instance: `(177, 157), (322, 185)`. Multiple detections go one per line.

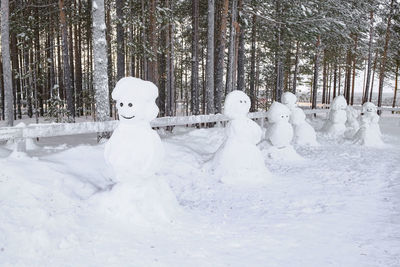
(1, 107), (398, 152)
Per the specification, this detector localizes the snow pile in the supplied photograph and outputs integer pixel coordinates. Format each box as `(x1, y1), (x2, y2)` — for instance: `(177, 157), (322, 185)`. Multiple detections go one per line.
(282, 92), (317, 146)
(212, 90), (271, 185)
(103, 77), (180, 223)
(323, 95), (347, 138)
(264, 101), (302, 161)
(345, 106), (360, 138)
(353, 102), (384, 147)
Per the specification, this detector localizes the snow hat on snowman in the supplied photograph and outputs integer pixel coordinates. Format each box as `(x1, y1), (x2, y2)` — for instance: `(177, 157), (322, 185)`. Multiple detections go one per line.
(281, 92), (297, 109)
(266, 101), (291, 123)
(331, 95), (347, 111)
(224, 90), (251, 119)
(112, 77), (159, 122)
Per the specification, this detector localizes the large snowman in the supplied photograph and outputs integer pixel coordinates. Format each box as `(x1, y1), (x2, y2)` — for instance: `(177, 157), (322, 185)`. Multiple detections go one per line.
(212, 90), (271, 185)
(353, 102), (384, 146)
(281, 92), (318, 146)
(104, 77), (163, 182)
(323, 95), (347, 138)
(101, 77), (179, 225)
(264, 101), (302, 160)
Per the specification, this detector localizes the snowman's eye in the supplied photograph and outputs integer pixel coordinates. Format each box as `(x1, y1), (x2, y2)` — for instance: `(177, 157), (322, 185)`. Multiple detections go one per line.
(244, 101), (247, 103)
(128, 103), (133, 107)
(281, 115), (284, 118)
(120, 102), (123, 107)
(240, 100), (243, 103)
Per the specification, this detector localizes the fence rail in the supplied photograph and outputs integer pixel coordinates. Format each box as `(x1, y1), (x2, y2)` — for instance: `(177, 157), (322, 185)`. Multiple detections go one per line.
(1, 106), (399, 152)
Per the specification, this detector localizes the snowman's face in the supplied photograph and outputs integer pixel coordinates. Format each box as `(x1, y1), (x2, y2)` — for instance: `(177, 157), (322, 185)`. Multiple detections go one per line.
(362, 103), (376, 114)
(281, 92), (297, 108)
(332, 96), (347, 111)
(224, 91), (251, 119)
(116, 98), (138, 121)
(267, 102), (291, 123)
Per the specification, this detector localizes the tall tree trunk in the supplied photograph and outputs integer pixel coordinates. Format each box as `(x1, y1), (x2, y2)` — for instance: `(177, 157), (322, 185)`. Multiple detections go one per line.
(363, 11), (374, 104)
(191, 0), (200, 115)
(148, 0), (159, 87)
(322, 50), (327, 104)
(225, 0), (238, 94)
(249, 13), (256, 112)
(236, 0), (245, 92)
(105, 0), (113, 116)
(377, 0), (395, 114)
(116, 0), (125, 80)
(292, 40), (299, 94)
(333, 62), (337, 98)
(214, 0), (229, 113)
(0, 57), (3, 120)
(311, 36), (320, 110)
(392, 60), (398, 111)
(92, 0), (111, 136)
(11, 29), (21, 119)
(344, 48), (352, 103)
(166, 0), (175, 117)
(75, 0), (83, 116)
(350, 34), (358, 105)
(1, 0), (14, 126)
(206, 0), (215, 114)
(275, 0), (283, 102)
(59, 0), (74, 118)
(369, 50), (378, 102)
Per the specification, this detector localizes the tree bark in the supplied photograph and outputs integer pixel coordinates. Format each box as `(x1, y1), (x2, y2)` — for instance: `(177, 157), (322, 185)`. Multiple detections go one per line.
(191, 0), (200, 115)
(377, 0), (395, 114)
(214, 0), (229, 113)
(225, 0), (238, 94)
(59, 0), (74, 118)
(206, 0), (215, 114)
(92, 0), (111, 129)
(148, 0), (159, 87)
(275, 0), (283, 102)
(351, 34), (358, 105)
(369, 50), (378, 102)
(392, 60), (399, 111)
(116, 0), (125, 80)
(292, 40), (299, 94)
(1, 0), (14, 126)
(311, 36), (320, 110)
(363, 11), (374, 104)
(249, 14), (257, 112)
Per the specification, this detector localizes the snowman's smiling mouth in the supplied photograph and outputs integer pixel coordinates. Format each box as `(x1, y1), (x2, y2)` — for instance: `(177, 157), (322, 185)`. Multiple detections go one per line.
(121, 115), (135, 119)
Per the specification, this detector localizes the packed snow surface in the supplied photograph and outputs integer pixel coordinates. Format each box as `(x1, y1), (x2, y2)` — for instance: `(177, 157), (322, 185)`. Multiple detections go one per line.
(1, 113), (400, 266)
(212, 90), (271, 185)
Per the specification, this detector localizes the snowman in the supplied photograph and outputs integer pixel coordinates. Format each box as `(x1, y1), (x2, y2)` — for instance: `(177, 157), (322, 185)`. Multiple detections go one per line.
(323, 95), (347, 138)
(212, 90), (271, 185)
(353, 102), (384, 146)
(264, 101), (302, 160)
(281, 92), (318, 146)
(102, 77), (180, 224)
(104, 77), (163, 182)
(344, 105), (360, 138)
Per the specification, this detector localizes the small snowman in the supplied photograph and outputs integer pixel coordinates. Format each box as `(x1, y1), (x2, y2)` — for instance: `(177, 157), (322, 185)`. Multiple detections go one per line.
(323, 95), (347, 138)
(264, 101), (302, 160)
(344, 106), (360, 138)
(212, 90), (271, 185)
(353, 102), (384, 146)
(101, 77), (179, 224)
(281, 92), (318, 146)
(104, 77), (163, 182)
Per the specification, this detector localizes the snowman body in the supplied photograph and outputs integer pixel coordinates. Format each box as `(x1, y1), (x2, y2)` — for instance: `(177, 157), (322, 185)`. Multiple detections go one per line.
(265, 101), (293, 148)
(354, 102), (383, 146)
(324, 95), (347, 137)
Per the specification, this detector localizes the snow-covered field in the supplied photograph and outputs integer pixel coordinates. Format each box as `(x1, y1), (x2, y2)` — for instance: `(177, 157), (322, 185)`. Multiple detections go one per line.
(1, 114), (399, 267)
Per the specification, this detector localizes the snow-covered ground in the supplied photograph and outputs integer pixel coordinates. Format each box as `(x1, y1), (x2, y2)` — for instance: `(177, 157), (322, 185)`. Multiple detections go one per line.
(1, 113), (399, 267)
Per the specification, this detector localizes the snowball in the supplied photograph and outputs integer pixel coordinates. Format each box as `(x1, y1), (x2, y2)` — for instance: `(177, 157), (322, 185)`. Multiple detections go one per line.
(104, 77), (164, 182)
(330, 95), (347, 111)
(213, 91), (271, 185)
(223, 90), (251, 119)
(353, 102), (384, 147)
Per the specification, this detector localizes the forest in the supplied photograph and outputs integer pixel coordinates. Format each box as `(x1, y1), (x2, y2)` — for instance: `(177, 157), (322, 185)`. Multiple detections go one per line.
(0, 0), (399, 126)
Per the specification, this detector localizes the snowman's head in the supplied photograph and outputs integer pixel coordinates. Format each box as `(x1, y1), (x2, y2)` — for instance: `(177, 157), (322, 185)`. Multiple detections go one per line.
(281, 92), (297, 109)
(224, 90), (251, 119)
(331, 95), (347, 111)
(362, 102), (377, 114)
(266, 101), (290, 123)
(112, 77), (159, 123)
